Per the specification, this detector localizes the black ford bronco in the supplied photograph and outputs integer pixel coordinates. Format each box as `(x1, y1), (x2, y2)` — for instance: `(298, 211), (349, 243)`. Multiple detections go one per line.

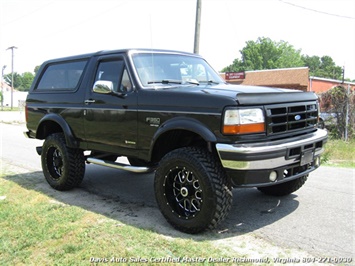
(25, 49), (327, 233)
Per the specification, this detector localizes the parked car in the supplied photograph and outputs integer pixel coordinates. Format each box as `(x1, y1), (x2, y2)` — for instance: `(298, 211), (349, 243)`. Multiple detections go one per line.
(318, 112), (337, 129)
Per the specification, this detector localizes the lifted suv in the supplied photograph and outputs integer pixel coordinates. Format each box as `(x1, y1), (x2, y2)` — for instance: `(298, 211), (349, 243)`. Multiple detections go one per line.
(25, 49), (327, 233)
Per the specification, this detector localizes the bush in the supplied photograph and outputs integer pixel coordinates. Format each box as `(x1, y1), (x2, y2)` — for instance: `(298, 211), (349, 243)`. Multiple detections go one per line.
(319, 86), (355, 140)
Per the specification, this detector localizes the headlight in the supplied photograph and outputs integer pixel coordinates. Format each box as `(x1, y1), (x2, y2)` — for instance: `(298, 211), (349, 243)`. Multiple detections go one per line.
(223, 108), (265, 134)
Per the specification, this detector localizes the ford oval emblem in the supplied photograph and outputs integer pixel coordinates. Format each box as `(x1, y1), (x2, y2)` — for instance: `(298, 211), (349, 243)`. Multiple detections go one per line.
(294, 115), (301, 121)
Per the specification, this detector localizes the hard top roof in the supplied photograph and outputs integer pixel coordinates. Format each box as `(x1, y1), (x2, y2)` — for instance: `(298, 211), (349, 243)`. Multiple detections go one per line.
(42, 48), (200, 64)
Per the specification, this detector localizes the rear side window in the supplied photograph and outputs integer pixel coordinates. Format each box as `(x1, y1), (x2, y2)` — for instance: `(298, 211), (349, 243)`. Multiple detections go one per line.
(36, 60), (87, 91)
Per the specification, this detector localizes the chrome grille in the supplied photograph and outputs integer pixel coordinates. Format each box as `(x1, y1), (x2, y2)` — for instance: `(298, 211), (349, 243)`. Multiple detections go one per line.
(266, 102), (318, 135)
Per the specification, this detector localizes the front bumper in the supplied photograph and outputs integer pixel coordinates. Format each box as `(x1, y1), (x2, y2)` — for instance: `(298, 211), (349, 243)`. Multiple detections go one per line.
(216, 129), (328, 187)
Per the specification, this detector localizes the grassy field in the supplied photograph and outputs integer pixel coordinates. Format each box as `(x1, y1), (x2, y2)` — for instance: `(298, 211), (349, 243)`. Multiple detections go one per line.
(0, 171), (240, 265)
(322, 139), (355, 168)
(0, 107), (21, 111)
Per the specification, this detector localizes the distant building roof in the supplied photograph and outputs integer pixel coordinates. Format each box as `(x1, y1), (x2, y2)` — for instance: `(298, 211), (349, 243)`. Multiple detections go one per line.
(309, 76), (355, 93)
(309, 76), (355, 86)
(221, 67), (309, 91)
(0, 81), (12, 91)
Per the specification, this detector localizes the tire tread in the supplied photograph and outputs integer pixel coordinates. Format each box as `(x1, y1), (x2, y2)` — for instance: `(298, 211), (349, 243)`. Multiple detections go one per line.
(42, 133), (85, 191)
(155, 147), (232, 234)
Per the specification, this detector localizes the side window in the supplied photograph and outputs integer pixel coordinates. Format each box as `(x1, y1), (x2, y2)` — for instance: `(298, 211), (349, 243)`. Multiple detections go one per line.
(121, 68), (132, 92)
(94, 60), (132, 93)
(36, 60), (87, 91)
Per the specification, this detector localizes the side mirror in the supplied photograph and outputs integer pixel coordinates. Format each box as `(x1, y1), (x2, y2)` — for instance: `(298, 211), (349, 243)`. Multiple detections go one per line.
(93, 80), (114, 94)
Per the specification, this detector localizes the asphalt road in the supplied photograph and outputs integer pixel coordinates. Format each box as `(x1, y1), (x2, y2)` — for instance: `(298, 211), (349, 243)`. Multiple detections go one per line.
(1, 123), (354, 260)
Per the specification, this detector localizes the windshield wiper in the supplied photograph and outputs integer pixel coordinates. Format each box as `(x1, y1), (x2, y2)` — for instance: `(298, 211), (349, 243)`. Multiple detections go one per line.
(184, 79), (199, 85)
(147, 79), (182, 85)
(199, 80), (220, 85)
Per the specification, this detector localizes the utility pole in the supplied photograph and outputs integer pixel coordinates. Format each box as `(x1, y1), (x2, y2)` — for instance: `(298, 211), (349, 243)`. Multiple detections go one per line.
(1, 65), (6, 110)
(193, 0), (202, 54)
(341, 66), (350, 142)
(344, 83), (350, 141)
(6, 46), (17, 110)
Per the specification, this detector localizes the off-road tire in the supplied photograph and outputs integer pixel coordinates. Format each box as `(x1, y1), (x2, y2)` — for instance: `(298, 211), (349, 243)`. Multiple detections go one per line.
(257, 175), (308, 196)
(154, 147), (233, 234)
(42, 133), (85, 191)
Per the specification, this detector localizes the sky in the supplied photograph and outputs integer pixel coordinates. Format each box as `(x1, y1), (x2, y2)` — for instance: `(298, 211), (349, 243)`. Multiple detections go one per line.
(1, 0), (355, 80)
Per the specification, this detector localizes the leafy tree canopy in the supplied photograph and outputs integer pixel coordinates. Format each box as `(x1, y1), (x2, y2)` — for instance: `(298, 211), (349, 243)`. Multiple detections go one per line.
(320, 86), (355, 139)
(222, 37), (304, 72)
(222, 37), (346, 81)
(34, 65), (40, 75)
(4, 71), (34, 91)
(2, 65), (40, 92)
(302, 55), (343, 80)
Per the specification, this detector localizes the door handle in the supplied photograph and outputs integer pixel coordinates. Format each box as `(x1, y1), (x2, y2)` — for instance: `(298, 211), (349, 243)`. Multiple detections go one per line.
(84, 99), (96, 104)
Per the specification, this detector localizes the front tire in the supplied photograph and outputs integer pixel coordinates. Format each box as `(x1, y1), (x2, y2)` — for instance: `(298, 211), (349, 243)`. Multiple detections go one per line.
(41, 133), (85, 191)
(154, 147), (232, 234)
(257, 175), (308, 196)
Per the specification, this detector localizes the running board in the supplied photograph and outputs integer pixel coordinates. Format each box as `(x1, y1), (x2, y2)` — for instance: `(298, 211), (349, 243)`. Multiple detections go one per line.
(87, 158), (153, 173)
(36, 146), (42, 155)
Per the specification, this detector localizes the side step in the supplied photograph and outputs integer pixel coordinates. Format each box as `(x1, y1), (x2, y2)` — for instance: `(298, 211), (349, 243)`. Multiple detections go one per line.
(87, 158), (153, 173)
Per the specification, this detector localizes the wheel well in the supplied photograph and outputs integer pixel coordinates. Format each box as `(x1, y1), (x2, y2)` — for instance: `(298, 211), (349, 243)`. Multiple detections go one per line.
(36, 120), (63, 139)
(151, 129), (209, 163)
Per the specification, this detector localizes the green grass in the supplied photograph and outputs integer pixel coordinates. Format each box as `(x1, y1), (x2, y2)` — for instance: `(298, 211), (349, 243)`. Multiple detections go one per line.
(323, 139), (355, 168)
(0, 169), (256, 266)
(0, 107), (21, 111)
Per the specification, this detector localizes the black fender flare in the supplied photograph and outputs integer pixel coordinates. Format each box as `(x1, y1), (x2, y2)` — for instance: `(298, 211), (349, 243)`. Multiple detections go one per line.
(37, 113), (78, 148)
(149, 117), (217, 158)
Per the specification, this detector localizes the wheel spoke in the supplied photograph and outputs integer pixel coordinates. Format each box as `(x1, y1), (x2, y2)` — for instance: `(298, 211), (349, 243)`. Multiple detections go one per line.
(177, 171), (186, 183)
(165, 167), (203, 218)
(191, 198), (200, 211)
(155, 147), (233, 233)
(183, 199), (190, 211)
(51, 148), (63, 177)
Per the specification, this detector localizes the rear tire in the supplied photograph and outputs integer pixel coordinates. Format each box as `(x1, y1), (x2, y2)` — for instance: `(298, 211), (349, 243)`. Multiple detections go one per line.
(257, 175), (307, 196)
(41, 133), (85, 191)
(154, 147), (232, 234)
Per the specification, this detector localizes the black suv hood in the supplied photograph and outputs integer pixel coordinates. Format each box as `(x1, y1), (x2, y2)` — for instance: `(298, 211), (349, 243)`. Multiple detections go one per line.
(199, 83), (297, 96)
(165, 83), (318, 105)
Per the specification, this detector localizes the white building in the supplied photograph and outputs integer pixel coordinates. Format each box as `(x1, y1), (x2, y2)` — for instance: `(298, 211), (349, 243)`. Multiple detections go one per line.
(1, 81), (28, 108)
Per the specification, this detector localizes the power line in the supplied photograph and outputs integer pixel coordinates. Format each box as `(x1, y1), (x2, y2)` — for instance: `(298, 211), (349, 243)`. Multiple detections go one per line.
(35, 1), (129, 40)
(279, 0), (355, 20)
(3, 0), (56, 26)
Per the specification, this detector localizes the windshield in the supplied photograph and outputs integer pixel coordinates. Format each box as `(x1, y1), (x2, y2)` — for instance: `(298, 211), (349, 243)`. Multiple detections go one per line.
(131, 53), (225, 87)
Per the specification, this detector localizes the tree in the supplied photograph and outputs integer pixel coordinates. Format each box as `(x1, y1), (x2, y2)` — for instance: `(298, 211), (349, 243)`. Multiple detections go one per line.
(222, 37), (345, 81)
(222, 37), (304, 72)
(302, 55), (343, 80)
(319, 86), (355, 139)
(4, 72), (22, 89)
(20, 72), (35, 91)
(34, 65), (40, 75)
(4, 71), (34, 91)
